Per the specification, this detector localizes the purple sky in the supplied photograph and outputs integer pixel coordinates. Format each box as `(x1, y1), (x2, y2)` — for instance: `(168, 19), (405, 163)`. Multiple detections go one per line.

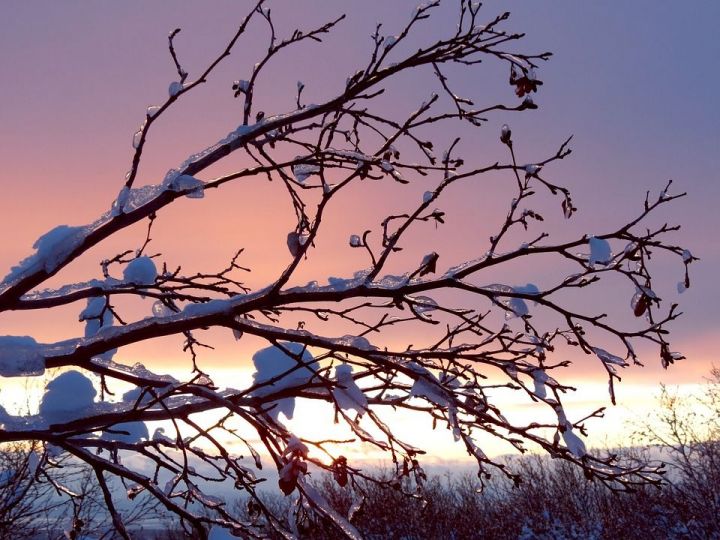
(1, 1), (718, 439)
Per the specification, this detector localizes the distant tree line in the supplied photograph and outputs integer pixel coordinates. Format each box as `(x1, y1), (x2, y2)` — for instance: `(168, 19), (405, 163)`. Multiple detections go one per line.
(235, 369), (720, 540)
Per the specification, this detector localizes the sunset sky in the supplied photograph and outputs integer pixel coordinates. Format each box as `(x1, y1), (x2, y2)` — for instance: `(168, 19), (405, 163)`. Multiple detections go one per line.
(1, 1), (719, 460)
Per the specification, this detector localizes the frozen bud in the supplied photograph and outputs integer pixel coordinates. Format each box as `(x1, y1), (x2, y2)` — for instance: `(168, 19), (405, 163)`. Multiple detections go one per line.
(423, 191), (433, 203)
(287, 232), (301, 257)
(232, 80), (250, 93)
(500, 124), (512, 144)
(623, 242), (640, 261)
(168, 81), (183, 97)
(132, 130), (142, 149)
(411, 295), (438, 314)
(631, 291), (648, 317)
(282, 435), (309, 459)
(419, 252), (439, 276)
(524, 164), (542, 176)
(522, 95), (537, 109)
(380, 160), (394, 173)
(349, 234), (362, 247)
(297, 81), (304, 91)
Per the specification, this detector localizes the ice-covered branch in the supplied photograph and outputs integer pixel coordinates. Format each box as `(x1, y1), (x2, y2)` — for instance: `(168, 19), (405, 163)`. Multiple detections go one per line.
(0, 2), (695, 537)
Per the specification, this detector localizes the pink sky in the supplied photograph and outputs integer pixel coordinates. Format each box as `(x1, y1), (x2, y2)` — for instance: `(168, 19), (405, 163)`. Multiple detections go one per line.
(1, 1), (719, 453)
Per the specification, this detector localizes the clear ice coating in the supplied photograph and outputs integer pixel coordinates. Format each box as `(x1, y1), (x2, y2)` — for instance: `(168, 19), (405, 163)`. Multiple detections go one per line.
(100, 421), (148, 444)
(334, 335), (375, 350)
(292, 163), (321, 183)
(297, 478), (364, 540)
(372, 273), (409, 289)
(409, 295), (438, 313)
(111, 186), (130, 216)
(481, 283), (539, 319)
(408, 361), (448, 407)
(591, 347), (628, 367)
(169, 174), (205, 198)
(152, 300), (175, 317)
(111, 184), (165, 214)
